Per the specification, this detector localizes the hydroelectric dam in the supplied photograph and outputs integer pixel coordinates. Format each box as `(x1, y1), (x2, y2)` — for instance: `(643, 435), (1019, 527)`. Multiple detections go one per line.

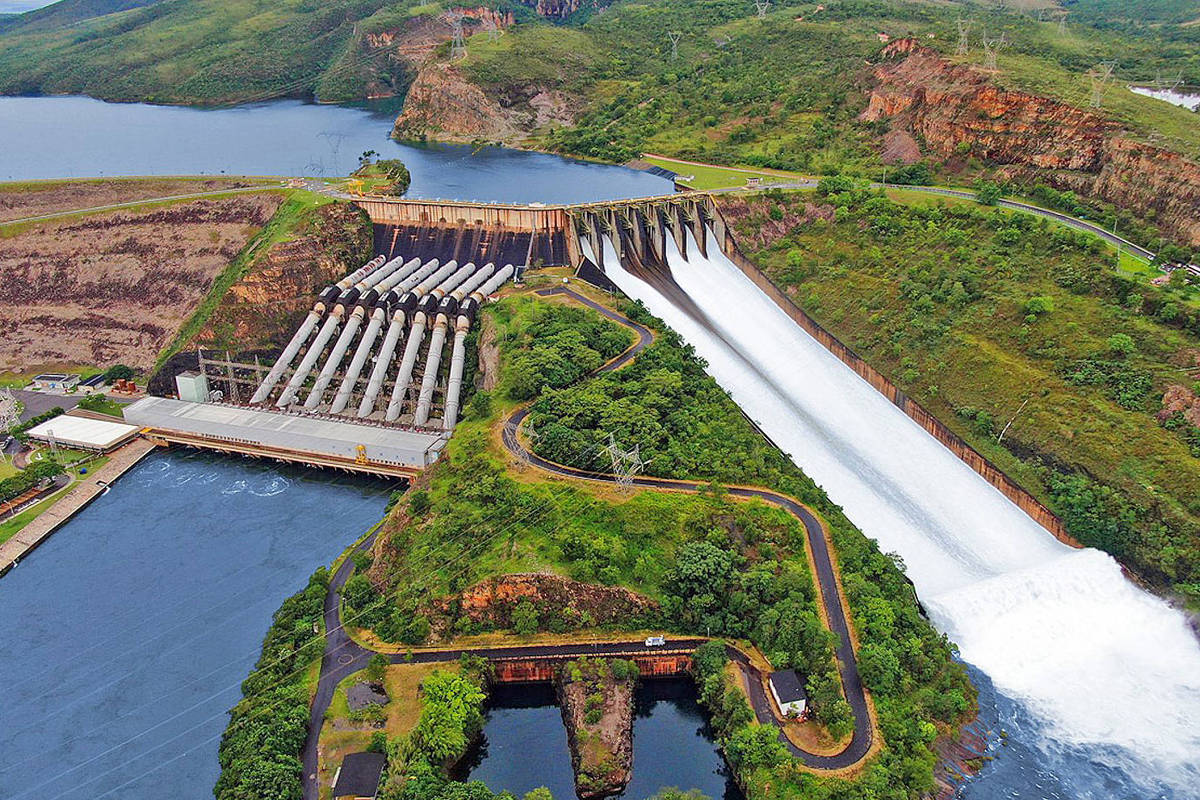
(118, 188), (1199, 793)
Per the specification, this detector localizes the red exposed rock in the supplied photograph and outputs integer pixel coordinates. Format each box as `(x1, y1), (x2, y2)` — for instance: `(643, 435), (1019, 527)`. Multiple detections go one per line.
(863, 40), (1200, 245)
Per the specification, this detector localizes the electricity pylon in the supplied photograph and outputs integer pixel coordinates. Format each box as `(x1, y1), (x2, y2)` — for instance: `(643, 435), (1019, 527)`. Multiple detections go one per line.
(981, 32), (1006, 73)
(753, 0), (771, 19)
(606, 434), (645, 494)
(481, 15), (502, 42)
(667, 30), (681, 60)
(1088, 61), (1117, 108)
(448, 10), (467, 60)
(956, 19), (970, 57)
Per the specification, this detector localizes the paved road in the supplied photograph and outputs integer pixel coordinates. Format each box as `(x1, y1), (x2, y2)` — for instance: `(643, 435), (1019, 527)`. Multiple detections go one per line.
(499, 288), (873, 769)
(300, 286), (873, 795)
(12, 390), (79, 423)
(0, 185), (279, 227)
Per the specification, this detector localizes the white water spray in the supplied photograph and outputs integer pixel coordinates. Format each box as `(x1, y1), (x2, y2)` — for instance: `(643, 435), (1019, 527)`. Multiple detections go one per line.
(600, 232), (1200, 795)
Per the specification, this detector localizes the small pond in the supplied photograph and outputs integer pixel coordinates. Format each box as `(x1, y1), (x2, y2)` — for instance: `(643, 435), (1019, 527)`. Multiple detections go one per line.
(459, 678), (743, 800)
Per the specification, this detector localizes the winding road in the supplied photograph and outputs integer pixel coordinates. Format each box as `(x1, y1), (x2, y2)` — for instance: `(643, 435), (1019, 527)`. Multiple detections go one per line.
(300, 286), (875, 799)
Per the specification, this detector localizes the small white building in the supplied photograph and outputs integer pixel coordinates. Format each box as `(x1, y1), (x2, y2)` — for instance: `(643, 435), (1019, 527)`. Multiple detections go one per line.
(30, 373), (79, 391)
(769, 669), (808, 718)
(26, 412), (140, 453)
(175, 372), (210, 403)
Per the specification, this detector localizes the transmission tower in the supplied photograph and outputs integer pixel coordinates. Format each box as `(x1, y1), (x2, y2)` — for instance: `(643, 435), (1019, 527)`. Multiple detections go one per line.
(667, 30), (682, 59)
(1088, 61), (1117, 108)
(481, 15), (502, 42)
(448, 10), (467, 60)
(0, 389), (19, 435)
(955, 19), (970, 57)
(605, 433), (645, 494)
(1053, 9), (1068, 37)
(981, 32), (1006, 73)
(753, 0), (771, 19)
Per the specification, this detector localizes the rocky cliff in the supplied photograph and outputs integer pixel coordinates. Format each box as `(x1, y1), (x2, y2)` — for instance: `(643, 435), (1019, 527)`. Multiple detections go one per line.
(425, 573), (656, 639)
(385, 9), (576, 143)
(519, 0), (610, 18)
(556, 658), (636, 799)
(197, 203), (373, 351)
(863, 40), (1200, 245)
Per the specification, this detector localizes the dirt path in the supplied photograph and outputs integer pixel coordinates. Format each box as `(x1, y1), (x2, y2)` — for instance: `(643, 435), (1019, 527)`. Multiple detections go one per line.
(0, 185), (278, 227)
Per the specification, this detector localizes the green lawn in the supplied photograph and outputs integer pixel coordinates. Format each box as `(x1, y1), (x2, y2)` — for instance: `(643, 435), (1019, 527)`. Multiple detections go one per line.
(0, 455), (109, 545)
(642, 155), (806, 191)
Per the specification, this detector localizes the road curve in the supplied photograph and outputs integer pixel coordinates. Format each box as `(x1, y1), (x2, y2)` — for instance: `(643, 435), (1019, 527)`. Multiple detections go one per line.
(300, 287), (872, 799)
(499, 288), (873, 769)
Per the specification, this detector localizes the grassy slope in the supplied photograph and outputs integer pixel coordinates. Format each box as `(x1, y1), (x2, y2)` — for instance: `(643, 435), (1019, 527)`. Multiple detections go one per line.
(726, 186), (1200, 599)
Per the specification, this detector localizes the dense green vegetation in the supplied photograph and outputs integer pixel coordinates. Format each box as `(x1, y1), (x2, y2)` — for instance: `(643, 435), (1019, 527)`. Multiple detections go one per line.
(353, 293), (971, 799)
(0, 459), (63, 503)
(728, 183), (1200, 604)
(214, 568), (329, 800)
(3, 0), (1198, 165)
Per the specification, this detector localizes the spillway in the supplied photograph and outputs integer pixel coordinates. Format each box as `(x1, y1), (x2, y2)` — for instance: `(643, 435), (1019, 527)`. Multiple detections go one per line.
(601, 231), (1200, 797)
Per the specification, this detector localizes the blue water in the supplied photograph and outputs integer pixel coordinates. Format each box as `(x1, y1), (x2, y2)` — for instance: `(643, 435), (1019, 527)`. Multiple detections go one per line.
(0, 96), (671, 203)
(462, 679), (741, 800)
(0, 450), (393, 800)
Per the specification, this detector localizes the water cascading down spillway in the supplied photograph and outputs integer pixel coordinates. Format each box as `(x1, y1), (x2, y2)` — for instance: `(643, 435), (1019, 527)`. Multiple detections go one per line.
(328, 258), (442, 414)
(441, 264), (516, 429)
(593, 217), (1200, 797)
(355, 259), (462, 418)
(249, 255), (385, 405)
(412, 263), (511, 426)
(383, 262), (480, 423)
(300, 256), (427, 410)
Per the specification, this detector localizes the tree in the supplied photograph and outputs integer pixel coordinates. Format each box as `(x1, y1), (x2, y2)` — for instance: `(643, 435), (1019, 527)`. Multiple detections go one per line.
(857, 642), (902, 694)
(410, 489), (432, 516)
(102, 364), (134, 382)
(366, 653), (389, 682)
(1106, 333), (1136, 357)
(724, 725), (786, 771)
(974, 181), (1003, 206)
(511, 599), (539, 635)
(523, 789), (554, 800)
(411, 671), (486, 765)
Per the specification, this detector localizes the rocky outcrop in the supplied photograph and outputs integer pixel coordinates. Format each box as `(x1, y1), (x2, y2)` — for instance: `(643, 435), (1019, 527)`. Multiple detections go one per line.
(863, 40), (1200, 245)
(430, 573), (656, 637)
(197, 203), (372, 350)
(395, 63), (524, 141)
(556, 658), (637, 799)
(520, 0), (611, 18)
(384, 8), (575, 143)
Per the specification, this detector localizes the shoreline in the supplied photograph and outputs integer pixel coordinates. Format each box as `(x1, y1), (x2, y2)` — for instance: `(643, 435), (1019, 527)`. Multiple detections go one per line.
(0, 437), (157, 577)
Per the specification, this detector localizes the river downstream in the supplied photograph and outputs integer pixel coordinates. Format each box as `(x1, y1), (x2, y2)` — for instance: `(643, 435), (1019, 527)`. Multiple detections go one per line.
(460, 680), (740, 800)
(601, 232), (1200, 800)
(0, 451), (392, 800)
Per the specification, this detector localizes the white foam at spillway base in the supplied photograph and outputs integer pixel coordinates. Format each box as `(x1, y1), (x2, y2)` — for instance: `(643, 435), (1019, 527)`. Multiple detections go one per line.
(600, 233), (1200, 795)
